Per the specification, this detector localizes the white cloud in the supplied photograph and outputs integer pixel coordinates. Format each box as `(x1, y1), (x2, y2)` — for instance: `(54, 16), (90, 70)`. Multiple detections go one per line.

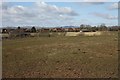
(8, 5), (25, 14)
(35, 2), (78, 16)
(2, 2), (117, 27)
(2, 2), (78, 27)
(109, 3), (120, 10)
(92, 12), (118, 20)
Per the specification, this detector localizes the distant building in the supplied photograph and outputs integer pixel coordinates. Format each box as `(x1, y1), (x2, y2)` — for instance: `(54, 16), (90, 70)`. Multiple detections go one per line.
(40, 28), (50, 32)
(80, 29), (91, 32)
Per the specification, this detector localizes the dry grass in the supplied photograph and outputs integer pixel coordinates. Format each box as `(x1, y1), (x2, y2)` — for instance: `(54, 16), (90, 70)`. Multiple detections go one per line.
(65, 32), (80, 36)
(2, 31), (118, 78)
(2, 33), (9, 38)
(83, 31), (102, 36)
(65, 32), (102, 37)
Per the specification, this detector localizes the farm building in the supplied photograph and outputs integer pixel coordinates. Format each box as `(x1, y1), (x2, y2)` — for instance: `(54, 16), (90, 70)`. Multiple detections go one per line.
(80, 29), (91, 32)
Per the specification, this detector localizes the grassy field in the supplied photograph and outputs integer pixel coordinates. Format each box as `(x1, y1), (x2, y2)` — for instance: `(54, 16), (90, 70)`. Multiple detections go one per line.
(2, 31), (118, 78)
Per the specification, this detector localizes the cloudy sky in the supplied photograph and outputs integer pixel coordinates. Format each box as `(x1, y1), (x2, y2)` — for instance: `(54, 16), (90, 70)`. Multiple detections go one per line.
(1, 0), (120, 27)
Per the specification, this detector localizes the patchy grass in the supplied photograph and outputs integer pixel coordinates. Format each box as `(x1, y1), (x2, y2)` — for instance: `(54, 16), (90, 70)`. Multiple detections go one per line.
(2, 31), (118, 78)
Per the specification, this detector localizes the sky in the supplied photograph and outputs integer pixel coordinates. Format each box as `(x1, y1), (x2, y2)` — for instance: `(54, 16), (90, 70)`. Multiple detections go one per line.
(1, 0), (120, 27)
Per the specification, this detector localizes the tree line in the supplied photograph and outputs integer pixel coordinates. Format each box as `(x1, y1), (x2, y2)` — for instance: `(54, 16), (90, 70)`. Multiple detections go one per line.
(80, 24), (120, 31)
(2, 24), (120, 34)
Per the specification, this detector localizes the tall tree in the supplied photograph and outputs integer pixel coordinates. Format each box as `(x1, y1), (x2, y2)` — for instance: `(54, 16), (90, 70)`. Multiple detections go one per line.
(31, 26), (37, 32)
(99, 23), (107, 31)
(17, 26), (21, 29)
(80, 24), (85, 29)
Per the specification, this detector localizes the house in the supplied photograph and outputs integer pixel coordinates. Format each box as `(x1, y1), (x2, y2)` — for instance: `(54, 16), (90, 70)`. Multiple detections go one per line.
(75, 28), (80, 32)
(68, 28), (74, 32)
(56, 28), (63, 32)
(80, 29), (91, 32)
(40, 28), (50, 32)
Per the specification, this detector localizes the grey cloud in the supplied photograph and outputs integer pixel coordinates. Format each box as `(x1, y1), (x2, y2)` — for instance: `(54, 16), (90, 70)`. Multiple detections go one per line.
(92, 12), (118, 20)
(88, 2), (105, 5)
(2, 2), (13, 10)
(2, 3), (8, 10)
(84, 0), (108, 2)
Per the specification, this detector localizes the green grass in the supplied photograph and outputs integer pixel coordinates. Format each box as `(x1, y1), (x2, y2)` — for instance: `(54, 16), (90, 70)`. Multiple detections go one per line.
(2, 31), (118, 78)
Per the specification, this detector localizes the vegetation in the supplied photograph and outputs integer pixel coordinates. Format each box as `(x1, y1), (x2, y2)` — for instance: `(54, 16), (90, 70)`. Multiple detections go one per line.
(80, 24), (120, 31)
(31, 27), (37, 33)
(2, 31), (118, 78)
